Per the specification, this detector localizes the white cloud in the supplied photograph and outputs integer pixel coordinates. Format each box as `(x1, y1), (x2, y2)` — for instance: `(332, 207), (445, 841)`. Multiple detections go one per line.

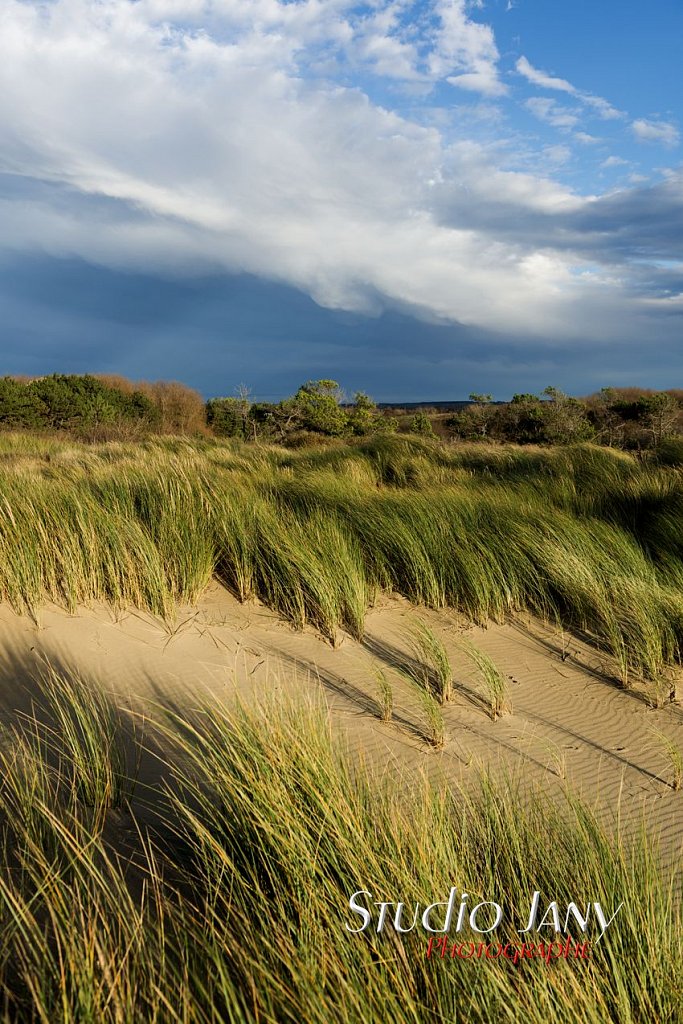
(516, 56), (576, 95)
(446, 71), (506, 97)
(433, 0), (507, 96)
(632, 118), (680, 146)
(0, 0), (673, 346)
(601, 156), (629, 169)
(544, 145), (572, 166)
(574, 132), (600, 145)
(582, 95), (622, 121)
(517, 56), (622, 121)
(526, 97), (579, 130)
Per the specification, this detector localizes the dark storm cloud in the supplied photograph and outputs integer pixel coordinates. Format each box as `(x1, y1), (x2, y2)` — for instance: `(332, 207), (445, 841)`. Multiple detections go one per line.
(432, 171), (683, 268)
(1, 254), (681, 400)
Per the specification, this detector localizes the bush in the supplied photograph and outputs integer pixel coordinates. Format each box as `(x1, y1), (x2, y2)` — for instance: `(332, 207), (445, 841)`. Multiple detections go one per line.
(206, 396), (248, 438)
(408, 411), (435, 437)
(294, 379), (348, 436)
(0, 375), (158, 434)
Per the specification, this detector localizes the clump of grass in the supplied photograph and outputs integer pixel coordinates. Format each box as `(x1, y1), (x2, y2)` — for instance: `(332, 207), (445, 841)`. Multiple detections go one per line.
(607, 627), (632, 690)
(408, 618), (453, 704)
(32, 665), (140, 811)
(541, 739), (567, 780)
(0, 724), (71, 859)
(651, 728), (683, 790)
(646, 674), (675, 709)
(209, 492), (258, 602)
(0, 680), (680, 1021)
(375, 668), (393, 723)
(459, 637), (510, 720)
(417, 686), (446, 749)
(550, 609), (573, 662)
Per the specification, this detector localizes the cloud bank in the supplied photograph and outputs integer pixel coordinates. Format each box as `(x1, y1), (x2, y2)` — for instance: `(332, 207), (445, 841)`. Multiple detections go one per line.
(0, 0), (681, 350)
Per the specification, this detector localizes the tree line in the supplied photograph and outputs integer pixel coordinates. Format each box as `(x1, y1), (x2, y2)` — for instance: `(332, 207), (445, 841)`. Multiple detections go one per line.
(0, 374), (207, 437)
(0, 374), (681, 452)
(446, 386), (683, 451)
(204, 380), (683, 453)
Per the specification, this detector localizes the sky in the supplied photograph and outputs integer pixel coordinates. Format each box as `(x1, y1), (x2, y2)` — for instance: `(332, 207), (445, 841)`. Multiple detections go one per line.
(0, 0), (682, 401)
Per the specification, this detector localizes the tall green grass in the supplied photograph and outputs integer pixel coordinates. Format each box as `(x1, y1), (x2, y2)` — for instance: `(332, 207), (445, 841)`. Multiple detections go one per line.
(0, 674), (679, 1022)
(408, 619), (453, 705)
(459, 639), (510, 720)
(0, 434), (682, 681)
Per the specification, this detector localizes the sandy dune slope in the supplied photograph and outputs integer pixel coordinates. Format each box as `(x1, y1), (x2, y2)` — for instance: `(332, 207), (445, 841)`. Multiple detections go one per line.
(0, 583), (681, 859)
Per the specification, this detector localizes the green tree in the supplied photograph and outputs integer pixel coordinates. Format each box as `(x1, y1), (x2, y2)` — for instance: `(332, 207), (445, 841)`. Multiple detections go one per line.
(347, 391), (376, 435)
(207, 386), (252, 439)
(206, 398), (245, 438)
(25, 375), (156, 433)
(589, 387), (625, 447)
(0, 377), (47, 428)
(293, 380), (348, 436)
(466, 393), (495, 438)
(541, 386), (593, 444)
(409, 411), (435, 437)
(492, 393), (545, 444)
(346, 391), (396, 436)
(640, 392), (679, 447)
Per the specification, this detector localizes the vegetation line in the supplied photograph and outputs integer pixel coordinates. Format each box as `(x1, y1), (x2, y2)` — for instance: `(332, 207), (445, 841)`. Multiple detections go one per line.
(0, 432), (682, 691)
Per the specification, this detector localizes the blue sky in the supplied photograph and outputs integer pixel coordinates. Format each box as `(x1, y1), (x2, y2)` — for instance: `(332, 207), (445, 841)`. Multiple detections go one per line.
(0, 0), (681, 400)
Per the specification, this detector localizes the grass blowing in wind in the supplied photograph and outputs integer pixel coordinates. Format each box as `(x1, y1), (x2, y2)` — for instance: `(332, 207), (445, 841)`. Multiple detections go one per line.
(2, 1), (683, 1019)
(0, 674), (679, 1022)
(0, 432), (680, 1019)
(0, 434), (682, 686)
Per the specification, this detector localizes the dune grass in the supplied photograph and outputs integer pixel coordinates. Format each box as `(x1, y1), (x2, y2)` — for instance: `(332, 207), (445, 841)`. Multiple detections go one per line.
(651, 728), (683, 791)
(0, 434), (680, 1017)
(408, 619), (453, 705)
(0, 673), (679, 1022)
(34, 665), (140, 810)
(0, 434), (682, 684)
(416, 684), (446, 749)
(459, 639), (510, 720)
(374, 668), (393, 723)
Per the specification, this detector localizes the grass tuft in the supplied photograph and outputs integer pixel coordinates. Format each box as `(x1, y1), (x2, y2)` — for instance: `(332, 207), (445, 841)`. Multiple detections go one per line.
(459, 638), (510, 720)
(651, 728), (683, 791)
(408, 618), (453, 705)
(374, 668), (393, 723)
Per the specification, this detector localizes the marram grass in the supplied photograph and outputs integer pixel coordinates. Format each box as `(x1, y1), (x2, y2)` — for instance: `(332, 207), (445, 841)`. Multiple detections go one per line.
(408, 619), (453, 705)
(459, 638), (510, 720)
(0, 434), (683, 684)
(0, 673), (680, 1023)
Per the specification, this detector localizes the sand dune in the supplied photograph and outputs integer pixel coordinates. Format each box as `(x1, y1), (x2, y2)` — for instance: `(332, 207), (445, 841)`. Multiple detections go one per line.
(1, 584), (681, 859)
